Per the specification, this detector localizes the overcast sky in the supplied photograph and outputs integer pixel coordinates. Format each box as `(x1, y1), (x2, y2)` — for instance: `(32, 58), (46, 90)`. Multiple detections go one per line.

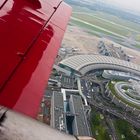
(104, 0), (140, 12)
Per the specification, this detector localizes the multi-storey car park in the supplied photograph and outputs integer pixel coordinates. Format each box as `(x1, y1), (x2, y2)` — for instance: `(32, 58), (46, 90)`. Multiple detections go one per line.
(59, 54), (140, 116)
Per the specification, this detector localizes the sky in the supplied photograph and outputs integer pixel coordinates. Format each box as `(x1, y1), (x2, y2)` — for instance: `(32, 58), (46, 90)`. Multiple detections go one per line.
(104, 0), (140, 13)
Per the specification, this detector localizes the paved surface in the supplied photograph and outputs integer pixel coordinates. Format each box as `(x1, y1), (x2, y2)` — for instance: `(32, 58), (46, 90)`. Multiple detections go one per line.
(88, 100), (140, 128)
(80, 73), (140, 128)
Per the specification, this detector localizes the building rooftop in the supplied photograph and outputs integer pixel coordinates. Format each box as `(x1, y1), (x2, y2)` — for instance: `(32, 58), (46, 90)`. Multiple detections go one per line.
(60, 55), (140, 75)
(51, 92), (66, 132)
(69, 95), (90, 136)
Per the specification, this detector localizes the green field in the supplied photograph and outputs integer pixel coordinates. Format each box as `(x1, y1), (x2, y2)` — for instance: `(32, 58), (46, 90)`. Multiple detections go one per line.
(70, 17), (123, 38)
(69, 5), (140, 50)
(72, 13), (132, 37)
(114, 119), (139, 140)
(90, 109), (111, 140)
(72, 5), (140, 33)
(92, 11), (140, 33)
(70, 19), (103, 37)
(135, 44), (140, 48)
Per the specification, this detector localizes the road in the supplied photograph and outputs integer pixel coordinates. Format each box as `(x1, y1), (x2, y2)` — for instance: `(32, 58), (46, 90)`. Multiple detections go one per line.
(105, 115), (118, 140)
(88, 100), (140, 128)
(81, 74), (140, 128)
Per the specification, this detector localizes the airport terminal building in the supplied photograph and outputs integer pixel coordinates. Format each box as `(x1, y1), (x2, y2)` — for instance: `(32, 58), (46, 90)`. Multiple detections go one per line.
(59, 55), (140, 76)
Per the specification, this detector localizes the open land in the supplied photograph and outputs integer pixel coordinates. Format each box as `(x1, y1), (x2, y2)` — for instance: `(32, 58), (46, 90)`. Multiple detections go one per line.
(62, 24), (140, 65)
(61, 4), (140, 65)
(62, 4), (140, 64)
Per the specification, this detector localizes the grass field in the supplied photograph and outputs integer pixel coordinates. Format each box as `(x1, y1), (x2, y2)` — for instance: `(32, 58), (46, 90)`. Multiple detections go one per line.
(70, 17), (124, 39)
(90, 109), (111, 140)
(136, 35), (140, 42)
(135, 44), (140, 48)
(70, 5), (140, 50)
(92, 11), (140, 33)
(114, 119), (139, 140)
(72, 5), (140, 33)
(72, 13), (132, 37)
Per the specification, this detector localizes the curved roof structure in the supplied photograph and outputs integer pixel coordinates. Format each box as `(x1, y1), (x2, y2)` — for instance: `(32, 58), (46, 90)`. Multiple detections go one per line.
(115, 82), (140, 107)
(60, 55), (140, 75)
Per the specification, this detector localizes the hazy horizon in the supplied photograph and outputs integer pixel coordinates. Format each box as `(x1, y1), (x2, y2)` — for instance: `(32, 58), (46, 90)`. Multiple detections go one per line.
(103, 0), (140, 13)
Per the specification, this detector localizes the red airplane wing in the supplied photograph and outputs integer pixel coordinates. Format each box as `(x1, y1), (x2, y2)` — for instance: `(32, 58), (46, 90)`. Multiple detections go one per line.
(0, 0), (72, 117)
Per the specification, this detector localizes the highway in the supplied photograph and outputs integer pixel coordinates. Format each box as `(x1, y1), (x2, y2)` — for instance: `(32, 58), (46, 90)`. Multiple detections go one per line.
(81, 75), (140, 128)
(88, 100), (140, 128)
(105, 115), (118, 140)
(78, 73), (140, 140)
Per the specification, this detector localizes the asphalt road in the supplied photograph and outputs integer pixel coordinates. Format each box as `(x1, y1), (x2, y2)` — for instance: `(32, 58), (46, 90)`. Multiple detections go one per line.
(89, 100), (140, 128)
(81, 74), (140, 129)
